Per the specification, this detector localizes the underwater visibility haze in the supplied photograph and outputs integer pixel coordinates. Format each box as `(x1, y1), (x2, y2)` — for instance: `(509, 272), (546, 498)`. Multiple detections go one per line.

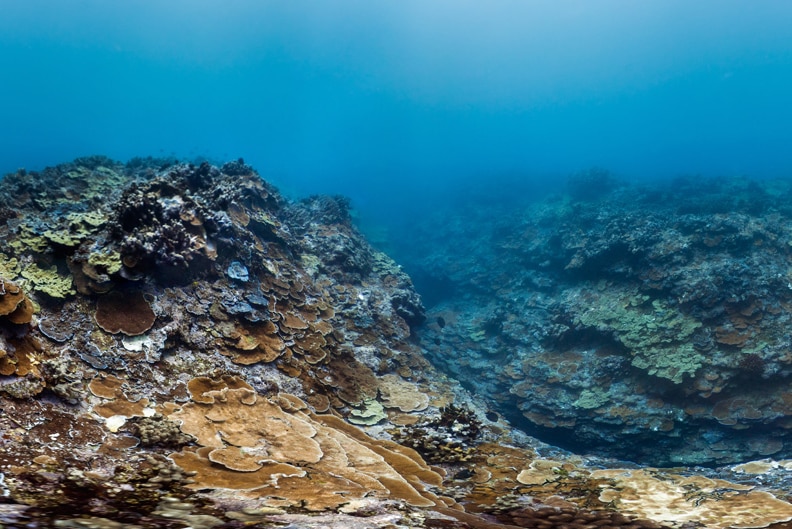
(3, 1), (792, 208)
(3, 2), (792, 527)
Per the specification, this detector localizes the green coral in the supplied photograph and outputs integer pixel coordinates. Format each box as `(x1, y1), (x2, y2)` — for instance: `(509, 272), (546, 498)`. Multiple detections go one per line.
(67, 211), (107, 228)
(574, 388), (610, 409)
(9, 224), (49, 254)
(43, 212), (107, 248)
(10, 212), (108, 254)
(43, 229), (84, 247)
(0, 253), (20, 279)
(576, 288), (703, 384)
(348, 398), (388, 426)
(87, 248), (123, 275)
(66, 165), (127, 202)
(21, 264), (76, 298)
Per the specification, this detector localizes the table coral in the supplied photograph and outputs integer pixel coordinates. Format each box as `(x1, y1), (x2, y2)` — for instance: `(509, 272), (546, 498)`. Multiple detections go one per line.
(94, 290), (156, 336)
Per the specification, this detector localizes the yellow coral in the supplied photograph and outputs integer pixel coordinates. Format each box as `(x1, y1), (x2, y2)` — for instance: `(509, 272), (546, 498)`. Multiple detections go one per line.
(87, 249), (123, 275)
(0, 253), (20, 279)
(21, 264), (76, 298)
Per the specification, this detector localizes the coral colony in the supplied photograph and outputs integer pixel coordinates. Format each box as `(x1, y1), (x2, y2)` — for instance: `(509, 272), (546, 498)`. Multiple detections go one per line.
(1, 158), (792, 528)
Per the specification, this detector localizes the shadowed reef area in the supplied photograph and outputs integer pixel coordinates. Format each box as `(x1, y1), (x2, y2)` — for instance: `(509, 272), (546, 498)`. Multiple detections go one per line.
(1, 157), (792, 528)
(405, 171), (792, 468)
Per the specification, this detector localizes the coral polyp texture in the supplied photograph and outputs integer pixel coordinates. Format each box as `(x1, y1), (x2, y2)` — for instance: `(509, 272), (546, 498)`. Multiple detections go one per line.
(0, 158), (791, 528)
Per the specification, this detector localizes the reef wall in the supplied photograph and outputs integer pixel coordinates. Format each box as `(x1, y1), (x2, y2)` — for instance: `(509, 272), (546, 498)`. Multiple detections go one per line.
(410, 170), (792, 466)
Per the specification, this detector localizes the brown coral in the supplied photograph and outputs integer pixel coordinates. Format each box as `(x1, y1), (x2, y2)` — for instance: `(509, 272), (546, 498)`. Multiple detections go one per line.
(89, 375), (152, 428)
(95, 290), (156, 335)
(223, 321), (286, 365)
(168, 383), (443, 511)
(0, 278), (34, 324)
(186, 375), (253, 404)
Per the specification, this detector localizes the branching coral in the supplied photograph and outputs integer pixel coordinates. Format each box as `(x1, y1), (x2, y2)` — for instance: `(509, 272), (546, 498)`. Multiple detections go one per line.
(109, 180), (217, 277)
(389, 404), (482, 463)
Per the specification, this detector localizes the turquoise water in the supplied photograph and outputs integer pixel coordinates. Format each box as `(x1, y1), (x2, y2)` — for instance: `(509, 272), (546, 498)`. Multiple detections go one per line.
(2, 1), (792, 228)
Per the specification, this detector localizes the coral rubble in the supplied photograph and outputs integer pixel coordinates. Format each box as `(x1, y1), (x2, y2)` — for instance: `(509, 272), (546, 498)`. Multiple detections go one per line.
(0, 159), (791, 528)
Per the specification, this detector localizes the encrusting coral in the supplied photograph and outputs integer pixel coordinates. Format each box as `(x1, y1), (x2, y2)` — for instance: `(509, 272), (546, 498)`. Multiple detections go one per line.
(168, 380), (443, 510)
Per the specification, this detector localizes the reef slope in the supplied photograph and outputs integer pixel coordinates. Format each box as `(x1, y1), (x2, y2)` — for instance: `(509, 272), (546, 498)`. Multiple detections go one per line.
(410, 171), (792, 467)
(0, 159), (790, 528)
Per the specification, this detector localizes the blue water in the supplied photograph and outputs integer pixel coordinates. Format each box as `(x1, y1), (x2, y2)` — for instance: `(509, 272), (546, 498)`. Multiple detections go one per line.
(2, 1), (792, 228)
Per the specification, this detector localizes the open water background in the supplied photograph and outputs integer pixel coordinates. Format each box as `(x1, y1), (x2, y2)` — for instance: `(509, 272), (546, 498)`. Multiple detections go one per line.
(2, 0), (792, 256)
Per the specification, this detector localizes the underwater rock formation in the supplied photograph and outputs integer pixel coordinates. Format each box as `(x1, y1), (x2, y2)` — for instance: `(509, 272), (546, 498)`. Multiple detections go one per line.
(0, 158), (791, 528)
(410, 173), (792, 467)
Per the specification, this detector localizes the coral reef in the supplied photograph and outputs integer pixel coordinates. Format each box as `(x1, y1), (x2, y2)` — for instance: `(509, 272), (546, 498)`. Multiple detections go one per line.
(389, 404), (482, 463)
(0, 158), (791, 528)
(407, 175), (792, 466)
